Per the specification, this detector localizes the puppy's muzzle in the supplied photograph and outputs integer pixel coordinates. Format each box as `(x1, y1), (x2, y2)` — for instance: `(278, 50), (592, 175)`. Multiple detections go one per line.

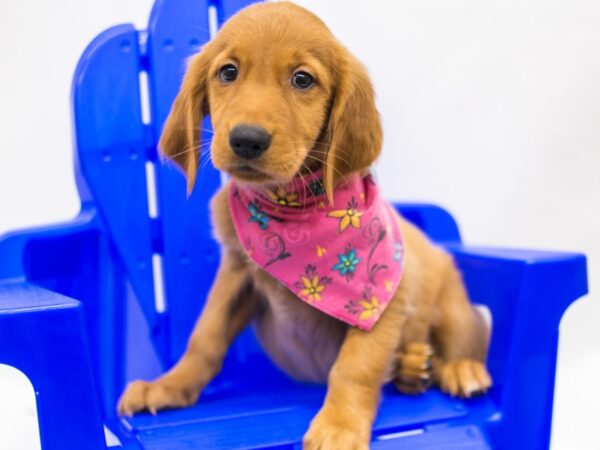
(229, 124), (271, 160)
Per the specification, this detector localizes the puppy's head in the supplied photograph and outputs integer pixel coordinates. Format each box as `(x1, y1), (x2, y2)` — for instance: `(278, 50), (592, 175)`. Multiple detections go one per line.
(159, 2), (382, 201)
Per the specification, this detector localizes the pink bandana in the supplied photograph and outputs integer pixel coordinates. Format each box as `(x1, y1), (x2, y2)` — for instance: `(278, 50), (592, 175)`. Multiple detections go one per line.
(229, 171), (404, 331)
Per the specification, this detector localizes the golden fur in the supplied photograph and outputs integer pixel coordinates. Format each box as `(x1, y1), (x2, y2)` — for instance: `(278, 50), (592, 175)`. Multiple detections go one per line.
(118, 3), (491, 448)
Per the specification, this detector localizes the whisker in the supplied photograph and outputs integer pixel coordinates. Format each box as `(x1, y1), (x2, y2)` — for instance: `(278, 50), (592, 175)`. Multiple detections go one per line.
(187, 24), (213, 36)
(304, 153), (345, 180)
(310, 143), (352, 167)
(299, 162), (318, 213)
(165, 141), (212, 159)
(195, 147), (217, 185)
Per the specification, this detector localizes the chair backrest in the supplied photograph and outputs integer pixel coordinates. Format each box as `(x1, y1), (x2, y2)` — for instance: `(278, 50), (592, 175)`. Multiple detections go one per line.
(72, 0), (258, 392)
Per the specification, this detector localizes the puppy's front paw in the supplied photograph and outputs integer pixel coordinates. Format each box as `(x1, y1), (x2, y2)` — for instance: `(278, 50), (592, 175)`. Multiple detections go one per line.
(303, 408), (370, 450)
(117, 376), (200, 416)
(438, 359), (492, 398)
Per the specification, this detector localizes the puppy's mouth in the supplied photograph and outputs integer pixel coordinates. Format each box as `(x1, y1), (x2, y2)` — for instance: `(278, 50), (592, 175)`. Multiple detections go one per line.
(228, 164), (272, 182)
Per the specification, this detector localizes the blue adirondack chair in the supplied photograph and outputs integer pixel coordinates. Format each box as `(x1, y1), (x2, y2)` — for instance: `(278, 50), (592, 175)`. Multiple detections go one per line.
(0, 0), (588, 449)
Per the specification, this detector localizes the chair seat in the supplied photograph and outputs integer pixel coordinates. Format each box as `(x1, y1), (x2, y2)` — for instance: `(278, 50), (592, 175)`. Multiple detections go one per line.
(121, 367), (494, 449)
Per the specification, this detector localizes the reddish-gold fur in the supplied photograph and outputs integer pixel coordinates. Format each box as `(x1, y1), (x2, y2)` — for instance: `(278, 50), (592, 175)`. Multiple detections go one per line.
(118, 3), (491, 448)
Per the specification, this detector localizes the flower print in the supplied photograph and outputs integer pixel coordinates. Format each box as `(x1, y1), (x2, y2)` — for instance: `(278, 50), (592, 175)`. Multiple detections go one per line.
(327, 197), (363, 232)
(332, 247), (361, 280)
(300, 275), (326, 302)
(394, 241), (403, 262)
(343, 299), (361, 316)
(359, 296), (380, 321)
(294, 265), (332, 302)
(344, 287), (380, 319)
(248, 202), (269, 229)
(267, 187), (301, 207)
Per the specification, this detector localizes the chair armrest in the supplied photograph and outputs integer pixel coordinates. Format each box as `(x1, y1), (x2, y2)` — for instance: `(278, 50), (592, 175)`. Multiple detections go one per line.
(447, 244), (588, 327)
(0, 281), (106, 450)
(445, 244), (588, 449)
(0, 208), (99, 281)
(393, 202), (462, 244)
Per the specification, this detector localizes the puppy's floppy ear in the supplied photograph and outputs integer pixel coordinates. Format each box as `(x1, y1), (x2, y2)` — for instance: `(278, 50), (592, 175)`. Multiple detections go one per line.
(324, 47), (383, 203)
(159, 50), (212, 194)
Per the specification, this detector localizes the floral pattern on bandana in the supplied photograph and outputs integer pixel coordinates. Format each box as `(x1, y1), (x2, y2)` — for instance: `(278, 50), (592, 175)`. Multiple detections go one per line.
(332, 246), (361, 281)
(327, 197), (363, 232)
(248, 202), (270, 229)
(294, 264), (332, 302)
(229, 171), (404, 331)
(267, 187), (301, 207)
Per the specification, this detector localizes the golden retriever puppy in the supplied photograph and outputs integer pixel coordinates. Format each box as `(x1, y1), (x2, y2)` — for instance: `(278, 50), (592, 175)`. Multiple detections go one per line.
(118, 2), (491, 449)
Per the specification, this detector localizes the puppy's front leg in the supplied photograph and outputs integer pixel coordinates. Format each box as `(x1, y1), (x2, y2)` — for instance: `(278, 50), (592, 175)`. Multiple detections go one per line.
(303, 299), (407, 450)
(118, 251), (254, 416)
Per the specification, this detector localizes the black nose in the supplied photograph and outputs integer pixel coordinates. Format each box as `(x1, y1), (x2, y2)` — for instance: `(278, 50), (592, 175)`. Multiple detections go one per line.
(229, 124), (271, 160)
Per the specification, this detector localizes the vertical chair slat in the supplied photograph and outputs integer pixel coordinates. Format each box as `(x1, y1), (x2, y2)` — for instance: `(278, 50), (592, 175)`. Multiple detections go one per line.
(147, 0), (258, 364)
(73, 24), (156, 340)
(146, 0), (218, 364)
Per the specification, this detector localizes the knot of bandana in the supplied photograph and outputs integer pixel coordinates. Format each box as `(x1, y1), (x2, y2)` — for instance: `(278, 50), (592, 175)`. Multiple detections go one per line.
(229, 171), (404, 330)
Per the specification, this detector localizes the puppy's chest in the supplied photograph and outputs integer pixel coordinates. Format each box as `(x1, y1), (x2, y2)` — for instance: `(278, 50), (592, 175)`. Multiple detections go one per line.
(249, 263), (346, 382)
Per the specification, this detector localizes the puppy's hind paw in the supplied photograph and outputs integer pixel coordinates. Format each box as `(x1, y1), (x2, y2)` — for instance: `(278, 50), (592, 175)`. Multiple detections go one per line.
(438, 359), (492, 398)
(394, 342), (434, 394)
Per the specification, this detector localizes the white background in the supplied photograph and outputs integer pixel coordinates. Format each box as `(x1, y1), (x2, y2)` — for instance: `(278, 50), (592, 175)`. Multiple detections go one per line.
(0, 0), (598, 449)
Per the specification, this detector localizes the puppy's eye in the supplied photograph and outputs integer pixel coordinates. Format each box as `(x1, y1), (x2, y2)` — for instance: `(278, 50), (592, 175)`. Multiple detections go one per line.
(291, 71), (314, 89)
(219, 64), (238, 82)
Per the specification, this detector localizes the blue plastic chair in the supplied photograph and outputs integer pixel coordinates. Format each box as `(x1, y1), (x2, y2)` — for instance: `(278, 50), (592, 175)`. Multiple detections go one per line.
(0, 1), (588, 448)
